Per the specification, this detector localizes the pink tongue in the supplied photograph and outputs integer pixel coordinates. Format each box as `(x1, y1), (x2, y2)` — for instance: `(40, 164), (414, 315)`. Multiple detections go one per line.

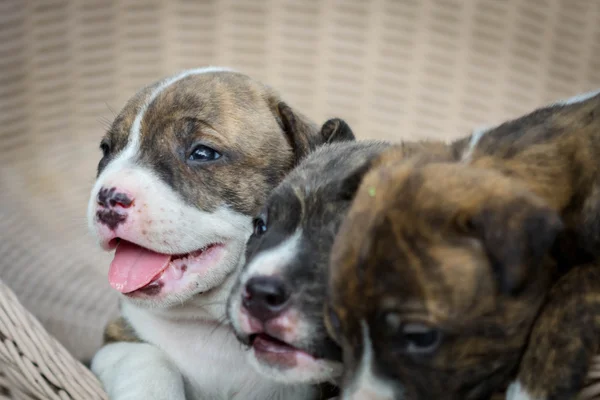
(108, 241), (171, 293)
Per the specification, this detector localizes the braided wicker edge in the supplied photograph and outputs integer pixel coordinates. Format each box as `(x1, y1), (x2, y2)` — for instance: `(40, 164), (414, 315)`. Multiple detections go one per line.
(0, 280), (107, 400)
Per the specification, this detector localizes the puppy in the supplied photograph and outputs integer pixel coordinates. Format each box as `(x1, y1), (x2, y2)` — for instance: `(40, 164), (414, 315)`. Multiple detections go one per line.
(326, 90), (600, 399)
(87, 67), (342, 400)
(227, 118), (392, 393)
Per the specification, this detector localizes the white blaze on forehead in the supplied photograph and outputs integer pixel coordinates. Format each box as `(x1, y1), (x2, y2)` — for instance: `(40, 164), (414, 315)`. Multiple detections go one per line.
(240, 230), (303, 283)
(127, 66), (235, 158)
(343, 320), (398, 400)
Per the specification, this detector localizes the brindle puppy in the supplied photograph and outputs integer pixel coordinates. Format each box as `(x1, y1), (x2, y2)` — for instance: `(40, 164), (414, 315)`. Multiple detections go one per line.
(327, 91), (600, 400)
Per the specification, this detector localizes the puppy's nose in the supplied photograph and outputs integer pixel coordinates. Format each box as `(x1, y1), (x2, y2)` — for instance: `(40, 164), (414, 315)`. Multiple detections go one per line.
(97, 187), (133, 209)
(96, 187), (133, 230)
(242, 276), (290, 322)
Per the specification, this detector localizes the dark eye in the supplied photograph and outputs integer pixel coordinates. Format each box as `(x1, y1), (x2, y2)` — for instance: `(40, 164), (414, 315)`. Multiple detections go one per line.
(401, 323), (441, 353)
(189, 145), (221, 161)
(382, 312), (441, 354)
(253, 217), (267, 236)
(100, 141), (110, 157)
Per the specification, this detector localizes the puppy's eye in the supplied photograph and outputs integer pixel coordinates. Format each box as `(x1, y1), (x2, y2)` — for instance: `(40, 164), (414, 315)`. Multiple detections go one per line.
(189, 145), (221, 161)
(253, 217), (267, 236)
(401, 323), (441, 354)
(382, 312), (441, 354)
(100, 141), (110, 157)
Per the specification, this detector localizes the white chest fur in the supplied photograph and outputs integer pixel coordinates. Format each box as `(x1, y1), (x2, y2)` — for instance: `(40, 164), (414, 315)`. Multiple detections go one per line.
(122, 302), (316, 400)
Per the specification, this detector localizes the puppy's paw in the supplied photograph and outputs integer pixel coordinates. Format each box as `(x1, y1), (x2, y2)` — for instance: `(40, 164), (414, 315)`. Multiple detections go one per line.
(92, 342), (186, 400)
(506, 381), (542, 400)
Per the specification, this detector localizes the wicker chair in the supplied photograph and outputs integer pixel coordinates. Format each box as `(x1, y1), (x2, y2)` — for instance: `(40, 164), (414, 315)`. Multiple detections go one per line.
(0, 0), (599, 398)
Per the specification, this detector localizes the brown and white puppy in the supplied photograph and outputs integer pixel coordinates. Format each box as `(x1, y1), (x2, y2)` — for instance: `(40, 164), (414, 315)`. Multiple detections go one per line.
(87, 67), (340, 400)
(326, 90), (600, 400)
(227, 119), (391, 392)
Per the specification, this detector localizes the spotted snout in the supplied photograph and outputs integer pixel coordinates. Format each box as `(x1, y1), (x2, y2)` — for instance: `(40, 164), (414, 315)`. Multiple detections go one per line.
(95, 186), (134, 230)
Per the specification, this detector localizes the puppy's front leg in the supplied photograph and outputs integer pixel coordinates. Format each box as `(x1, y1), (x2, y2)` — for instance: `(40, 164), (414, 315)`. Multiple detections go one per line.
(510, 264), (600, 400)
(92, 342), (186, 400)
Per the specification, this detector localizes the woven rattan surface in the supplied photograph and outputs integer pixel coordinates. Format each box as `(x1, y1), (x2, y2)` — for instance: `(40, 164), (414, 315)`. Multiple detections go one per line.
(1, 0), (600, 398)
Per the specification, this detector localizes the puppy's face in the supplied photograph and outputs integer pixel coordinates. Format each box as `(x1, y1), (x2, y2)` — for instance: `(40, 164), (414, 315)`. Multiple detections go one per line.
(228, 120), (388, 384)
(326, 162), (563, 400)
(87, 68), (323, 313)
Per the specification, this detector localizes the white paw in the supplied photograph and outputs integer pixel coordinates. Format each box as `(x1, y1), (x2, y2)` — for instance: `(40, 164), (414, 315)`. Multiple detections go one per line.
(92, 342), (186, 400)
(506, 381), (542, 400)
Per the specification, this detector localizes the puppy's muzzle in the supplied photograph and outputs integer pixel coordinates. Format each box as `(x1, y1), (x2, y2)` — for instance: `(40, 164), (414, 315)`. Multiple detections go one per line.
(242, 276), (291, 322)
(96, 186), (134, 230)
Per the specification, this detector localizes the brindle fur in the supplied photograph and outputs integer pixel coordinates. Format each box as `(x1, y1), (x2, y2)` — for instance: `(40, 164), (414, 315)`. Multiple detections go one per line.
(455, 94), (600, 399)
(328, 93), (600, 399)
(329, 161), (562, 400)
(518, 263), (600, 400)
(103, 316), (140, 344)
(99, 71), (323, 216)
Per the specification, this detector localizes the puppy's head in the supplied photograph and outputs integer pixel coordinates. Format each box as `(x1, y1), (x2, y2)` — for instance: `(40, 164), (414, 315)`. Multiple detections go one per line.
(87, 68), (330, 314)
(228, 119), (389, 384)
(326, 161), (563, 400)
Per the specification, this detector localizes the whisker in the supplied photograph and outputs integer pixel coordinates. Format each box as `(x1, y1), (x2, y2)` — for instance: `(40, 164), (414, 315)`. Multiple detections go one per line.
(209, 315), (230, 337)
(105, 102), (117, 117)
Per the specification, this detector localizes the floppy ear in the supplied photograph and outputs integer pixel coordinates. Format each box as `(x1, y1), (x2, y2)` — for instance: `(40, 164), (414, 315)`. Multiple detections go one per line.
(467, 198), (563, 295)
(276, 103), (355, 163)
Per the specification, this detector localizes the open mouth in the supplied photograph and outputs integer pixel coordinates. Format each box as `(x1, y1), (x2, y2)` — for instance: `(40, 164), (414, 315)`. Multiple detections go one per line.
(108, 239), (222, 295)
(249, 333), (319, 367)
(251, 333), (298, 353)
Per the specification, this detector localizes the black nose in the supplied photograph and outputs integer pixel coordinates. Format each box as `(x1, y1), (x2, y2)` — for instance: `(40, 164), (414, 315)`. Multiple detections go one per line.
(242, 276), (290, 322)
(97, 187), (133, 209)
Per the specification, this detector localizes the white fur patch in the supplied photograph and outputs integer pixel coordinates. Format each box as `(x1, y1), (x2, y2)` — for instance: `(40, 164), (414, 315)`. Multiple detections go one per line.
(553, 89), (600, 106)
(90, 162), (251, 254)
(343, 321), (398, 400)
(461, 125), (492, 163)
(506, 381), (540, 400)
(120, 301), (315, 400)
(91, 342), (186, 400)
(239, 230), (303, 283)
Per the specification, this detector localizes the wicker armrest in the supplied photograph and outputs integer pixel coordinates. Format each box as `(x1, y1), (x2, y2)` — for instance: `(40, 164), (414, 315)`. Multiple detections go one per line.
(0, 280), (107, 400)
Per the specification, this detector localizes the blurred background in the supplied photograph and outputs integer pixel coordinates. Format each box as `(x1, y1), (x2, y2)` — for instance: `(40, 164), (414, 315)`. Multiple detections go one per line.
(0, 0), (599, 362)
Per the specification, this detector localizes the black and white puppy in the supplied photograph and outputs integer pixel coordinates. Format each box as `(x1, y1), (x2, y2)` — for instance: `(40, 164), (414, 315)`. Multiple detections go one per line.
(227, 119), (390, 391)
